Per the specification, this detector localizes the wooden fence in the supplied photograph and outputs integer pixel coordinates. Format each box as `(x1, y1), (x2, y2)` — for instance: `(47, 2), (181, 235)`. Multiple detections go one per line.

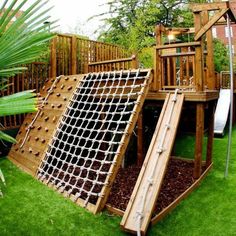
(50, 34), (128, 77)
(0, 34), (129, 130)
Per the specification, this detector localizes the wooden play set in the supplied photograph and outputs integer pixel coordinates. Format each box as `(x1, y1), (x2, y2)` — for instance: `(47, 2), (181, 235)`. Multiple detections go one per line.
(6, 2), (236, 235)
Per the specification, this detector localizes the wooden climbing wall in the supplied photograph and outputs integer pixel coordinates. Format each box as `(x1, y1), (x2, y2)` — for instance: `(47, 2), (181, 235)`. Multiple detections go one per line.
(8, 75), (82, 175)
(9, 70), (152, 214)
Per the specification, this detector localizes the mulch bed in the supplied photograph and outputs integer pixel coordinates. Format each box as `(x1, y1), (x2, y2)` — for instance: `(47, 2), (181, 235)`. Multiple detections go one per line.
(107, 158), (195, 215)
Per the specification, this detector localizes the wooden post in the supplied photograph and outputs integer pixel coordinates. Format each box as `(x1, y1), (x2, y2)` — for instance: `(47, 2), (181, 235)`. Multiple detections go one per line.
(137, 110), (144, 166)
(50, 37), (57, 78)
(153, 25), (164, 91)
(202, 11), (215, 90)
(194, 12), (204, 92)
(131, 54), (138, 69)
(71, 36), (77, 75)
(206, 102), (215, 167)
(193, 11), (205, 179)
(194, 103), (204, 179)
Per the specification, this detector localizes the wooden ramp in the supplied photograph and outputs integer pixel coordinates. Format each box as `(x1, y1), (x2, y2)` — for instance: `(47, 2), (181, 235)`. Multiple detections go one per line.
(121, 92), (184, 235)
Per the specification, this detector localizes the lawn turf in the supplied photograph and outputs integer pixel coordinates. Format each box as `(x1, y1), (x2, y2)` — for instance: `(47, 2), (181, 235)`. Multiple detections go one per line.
(0, 126), (236, 236)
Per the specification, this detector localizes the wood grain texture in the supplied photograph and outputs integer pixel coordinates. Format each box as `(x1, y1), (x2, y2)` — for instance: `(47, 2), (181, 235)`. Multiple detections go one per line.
(121, 93), (184, 235)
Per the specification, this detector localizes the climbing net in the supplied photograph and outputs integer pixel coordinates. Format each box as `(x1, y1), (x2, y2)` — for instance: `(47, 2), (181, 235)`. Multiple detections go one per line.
(37, 70), (150, 208)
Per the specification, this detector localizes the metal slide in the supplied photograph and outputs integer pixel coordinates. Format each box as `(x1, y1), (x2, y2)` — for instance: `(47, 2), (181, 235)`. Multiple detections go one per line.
(120, 92), (184, 235)
(214, 89), (231, 136)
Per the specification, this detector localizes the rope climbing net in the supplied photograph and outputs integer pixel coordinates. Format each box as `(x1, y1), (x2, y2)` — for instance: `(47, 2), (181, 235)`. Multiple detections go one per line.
(37, 70), (150, 210)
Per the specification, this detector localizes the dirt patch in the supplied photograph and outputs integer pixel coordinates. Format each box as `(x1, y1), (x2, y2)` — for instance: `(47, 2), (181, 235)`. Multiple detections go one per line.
(107, 158), (195, 215)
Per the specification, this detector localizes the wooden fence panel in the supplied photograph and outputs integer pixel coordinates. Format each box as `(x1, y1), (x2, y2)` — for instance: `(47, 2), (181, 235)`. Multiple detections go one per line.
(1, 34), (128, 130)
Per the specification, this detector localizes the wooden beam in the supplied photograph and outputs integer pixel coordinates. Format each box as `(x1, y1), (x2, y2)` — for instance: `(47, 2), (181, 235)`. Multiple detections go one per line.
(194, 12), (204, 92)
(50, 37), (57, 78)
(153, 49), (159, 91)
(71, 36), (77, 75)
(206, 102), (215, 167)
(156, 42), (201, 50)
(155, 24), (165, 45)
(190, 2), (229, 13)
(227, 5), (236, 23)
(194, 103), (204, 179)
(202, 11), (215, 90)
(88, 57), (134, 66)
(137, 110), (144, 166)
(194, 9), (228, 41)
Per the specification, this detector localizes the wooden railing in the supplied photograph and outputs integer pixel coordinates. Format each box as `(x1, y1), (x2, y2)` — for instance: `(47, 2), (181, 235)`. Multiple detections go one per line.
(153, 42), (199, 91)
(50, 34), (129, 77)
(152, 41), (219, 92)
(87, 55), (138, 73)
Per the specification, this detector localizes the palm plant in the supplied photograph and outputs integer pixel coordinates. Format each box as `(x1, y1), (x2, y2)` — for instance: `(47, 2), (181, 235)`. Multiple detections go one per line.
(0, 0), (56, 193)
(0, 0), (56, 142)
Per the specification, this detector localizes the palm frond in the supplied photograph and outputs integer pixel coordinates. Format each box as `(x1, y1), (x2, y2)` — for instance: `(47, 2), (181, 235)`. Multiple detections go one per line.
(0, 130), (16, 143)
(0, 90), (38, 116)
(0, 0), (56, 78)
(0, 168), (6, 185)
(0, 167), (6, 197)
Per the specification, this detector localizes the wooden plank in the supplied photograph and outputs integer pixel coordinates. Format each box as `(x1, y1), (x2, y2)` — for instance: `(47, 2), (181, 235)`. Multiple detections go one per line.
(194, 103), (204, 179)
(147, 90), (219, 102)
(194, 9), (228, 41)
(89, 57), (134, 66)
(206, 102), (215, 167)
(194, 12), (204, 92)
(71, 36), (77, 74)
(161, 51), (196, 58)
(105, 204), (124, 217)
(202, 11), (215, 90)
(121, 93), (184, 235)
(137, 110), (144, 166)
(190, 2), (228, 13)
(156, 42), (201, 50)
(50, 37), (57, 78)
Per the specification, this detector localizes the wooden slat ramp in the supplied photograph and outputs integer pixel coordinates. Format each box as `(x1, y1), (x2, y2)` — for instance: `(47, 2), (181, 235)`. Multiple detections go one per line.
(121, 91), (184, 235)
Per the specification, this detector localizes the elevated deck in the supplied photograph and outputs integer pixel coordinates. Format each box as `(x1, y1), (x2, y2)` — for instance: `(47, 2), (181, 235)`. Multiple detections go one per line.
(147, 90), (219, 102)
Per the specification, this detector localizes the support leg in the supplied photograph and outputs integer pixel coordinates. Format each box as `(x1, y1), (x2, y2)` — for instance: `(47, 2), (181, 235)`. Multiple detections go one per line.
(206, 102), (215, 167)
(194, 103), (204, 179)
(137, 109), (144, 166)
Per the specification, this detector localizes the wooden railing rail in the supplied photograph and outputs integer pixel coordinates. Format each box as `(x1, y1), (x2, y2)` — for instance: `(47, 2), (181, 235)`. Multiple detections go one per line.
(87, 55), (138, 73)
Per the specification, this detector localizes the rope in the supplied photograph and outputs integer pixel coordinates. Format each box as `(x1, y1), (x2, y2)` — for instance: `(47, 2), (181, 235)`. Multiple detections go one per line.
(136, 89), (179, 236)
(37, 70), (150, 206)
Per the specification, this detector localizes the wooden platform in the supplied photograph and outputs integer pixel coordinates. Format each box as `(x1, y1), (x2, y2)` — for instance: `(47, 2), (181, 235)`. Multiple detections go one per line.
(120, 93), (184, 235)
(147, 90), (219, 102)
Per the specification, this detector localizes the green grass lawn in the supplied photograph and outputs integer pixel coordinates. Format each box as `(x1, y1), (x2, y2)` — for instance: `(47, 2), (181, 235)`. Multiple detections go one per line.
(0, 127), (236, 236)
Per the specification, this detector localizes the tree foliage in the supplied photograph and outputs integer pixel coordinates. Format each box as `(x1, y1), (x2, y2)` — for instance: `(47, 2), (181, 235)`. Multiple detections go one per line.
(213, 38), (229, 73)
(95, 0), (206, 67)
(97, 0), (205, 48)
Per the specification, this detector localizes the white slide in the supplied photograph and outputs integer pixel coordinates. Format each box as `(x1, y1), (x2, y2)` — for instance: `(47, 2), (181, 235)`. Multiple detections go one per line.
(214, 89), (231, 136)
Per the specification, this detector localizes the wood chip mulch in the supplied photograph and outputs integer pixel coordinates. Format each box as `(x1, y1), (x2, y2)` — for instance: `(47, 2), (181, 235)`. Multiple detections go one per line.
(107, 158), (195, 215)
